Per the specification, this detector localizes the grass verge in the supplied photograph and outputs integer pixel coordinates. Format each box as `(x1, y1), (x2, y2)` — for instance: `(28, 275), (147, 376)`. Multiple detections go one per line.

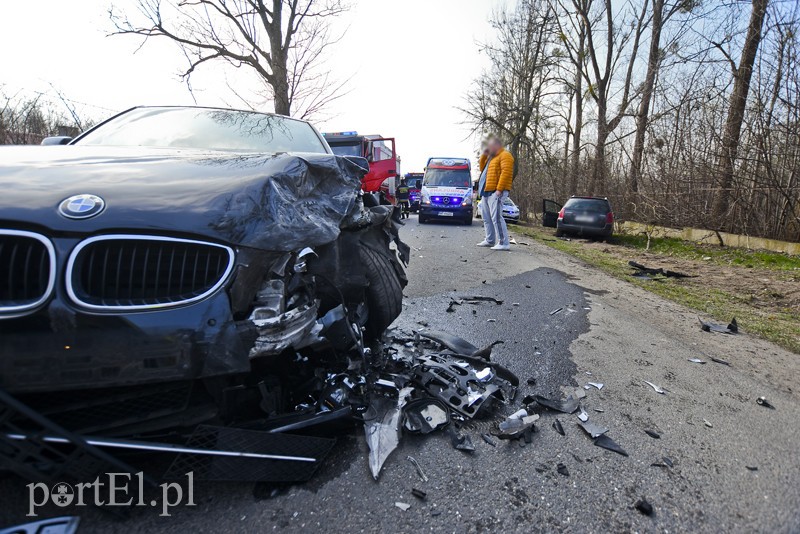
(512, 224), (800, 354)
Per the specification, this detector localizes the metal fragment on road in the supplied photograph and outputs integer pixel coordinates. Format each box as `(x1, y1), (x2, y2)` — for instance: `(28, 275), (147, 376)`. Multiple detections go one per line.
(688, 358), (706, 364)
(578, 421), (608, 438)
(577, 406), (589, 422)
(643, 380), (665, 394)
(587, 382), (604, 390)
(406, 456), (428, 482)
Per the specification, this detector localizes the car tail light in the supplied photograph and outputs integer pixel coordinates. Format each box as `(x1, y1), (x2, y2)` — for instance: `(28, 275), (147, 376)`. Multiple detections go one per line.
(606, 212), (614, 224)
(557, 208), (565, 220)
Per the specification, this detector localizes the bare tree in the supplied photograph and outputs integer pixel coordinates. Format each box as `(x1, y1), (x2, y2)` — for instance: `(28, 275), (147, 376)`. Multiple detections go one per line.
(110, 0), (348, 118)
(710, 0), (769, 224)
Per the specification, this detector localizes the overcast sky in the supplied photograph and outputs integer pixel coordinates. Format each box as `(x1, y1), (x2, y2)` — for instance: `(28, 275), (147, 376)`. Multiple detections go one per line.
(0, 0), (504, 172)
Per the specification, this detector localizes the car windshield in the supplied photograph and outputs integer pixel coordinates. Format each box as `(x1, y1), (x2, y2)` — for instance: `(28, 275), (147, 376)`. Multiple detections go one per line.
(564, 199), (609, 212)
(329, 143), (362, 157)
(424, 169), (471, 188)
(503, 198), (516, 206)
(75, 107), (328, 153)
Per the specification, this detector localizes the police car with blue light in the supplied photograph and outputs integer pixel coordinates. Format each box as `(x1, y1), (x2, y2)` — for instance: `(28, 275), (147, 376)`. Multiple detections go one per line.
(418, 157), (474, 225)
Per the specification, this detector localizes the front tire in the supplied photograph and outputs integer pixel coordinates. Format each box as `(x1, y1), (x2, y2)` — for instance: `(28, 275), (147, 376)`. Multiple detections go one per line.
(360, 246), (403, 337)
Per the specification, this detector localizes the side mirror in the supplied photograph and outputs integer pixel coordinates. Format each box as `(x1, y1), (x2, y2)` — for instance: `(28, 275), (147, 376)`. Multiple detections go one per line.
(41, 136), (72, 145)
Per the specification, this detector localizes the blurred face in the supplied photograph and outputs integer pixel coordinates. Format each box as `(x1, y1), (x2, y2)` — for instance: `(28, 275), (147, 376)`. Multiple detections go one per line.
(488, 139), (502, 155)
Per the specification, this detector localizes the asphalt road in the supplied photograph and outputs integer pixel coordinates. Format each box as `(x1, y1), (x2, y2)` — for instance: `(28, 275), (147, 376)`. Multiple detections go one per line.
(2, 214), (798, 533)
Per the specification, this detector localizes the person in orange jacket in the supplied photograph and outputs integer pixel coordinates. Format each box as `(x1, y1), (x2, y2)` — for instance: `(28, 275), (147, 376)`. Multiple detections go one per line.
(476, 136), (514, 250)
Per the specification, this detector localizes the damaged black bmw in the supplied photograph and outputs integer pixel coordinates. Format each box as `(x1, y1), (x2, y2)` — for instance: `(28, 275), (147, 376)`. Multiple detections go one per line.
(0, 106), (411, 483)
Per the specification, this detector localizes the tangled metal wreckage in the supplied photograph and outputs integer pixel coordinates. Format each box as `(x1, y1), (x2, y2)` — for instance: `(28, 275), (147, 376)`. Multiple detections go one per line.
(0, 152), (532, 495)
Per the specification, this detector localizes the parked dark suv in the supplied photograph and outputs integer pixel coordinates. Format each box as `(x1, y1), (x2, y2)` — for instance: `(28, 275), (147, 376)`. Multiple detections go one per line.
(542, 196), (614, 238)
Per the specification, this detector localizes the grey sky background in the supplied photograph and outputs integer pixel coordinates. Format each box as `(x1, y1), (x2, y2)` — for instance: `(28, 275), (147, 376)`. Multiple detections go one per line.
(1, 0), (505, 172)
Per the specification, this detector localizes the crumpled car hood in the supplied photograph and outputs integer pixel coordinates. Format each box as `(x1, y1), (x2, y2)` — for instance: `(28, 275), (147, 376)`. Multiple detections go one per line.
(0, 145), (366, 251)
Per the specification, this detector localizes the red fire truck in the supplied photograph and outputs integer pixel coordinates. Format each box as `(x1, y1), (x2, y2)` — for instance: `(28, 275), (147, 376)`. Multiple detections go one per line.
(323, 132), (398, 201)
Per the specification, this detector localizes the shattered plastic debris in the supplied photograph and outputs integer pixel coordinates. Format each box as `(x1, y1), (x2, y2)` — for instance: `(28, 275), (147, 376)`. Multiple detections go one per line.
(746, 465), (758, 471)
(552, 419), (565, 436)
(534, 395), (580, 414)
(644, 429), (661, 439)
(395, 502), (411, 511)
(587, 382), (604, 390)
(411, 488), (427, 500)
(757, 396), (775, 409)
(699, 317), (738, 334)
(643, 381), (665, 394)
(577, 406), (589, 422)
(447, 428), (475, 452)
(365, 388), (413, 479)
(403, 398), (451, 434)
(635, 498), (654, 516)
(557, 463), (570, 476)
(711, 357), (731, 366)
(578, 421), (608, 439)
(526, 377), (537, 386)
(703, 419), (713, 428)
(651, 457), (674, 468)
(481, 433), (497, 447)
(407, 456), (428, 482)
(549, 307), (564, 316)
(459, 295), (504, 305)
(494, 409), (539, 440)
(593, 434), (628, 456)
(688, 358), (706, 364)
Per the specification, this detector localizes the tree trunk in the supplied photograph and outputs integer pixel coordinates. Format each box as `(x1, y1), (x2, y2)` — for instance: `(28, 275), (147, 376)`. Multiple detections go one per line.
(711, 0), (769, 225)
(570, 22), (585, 196)
(629, 0), (664, 197)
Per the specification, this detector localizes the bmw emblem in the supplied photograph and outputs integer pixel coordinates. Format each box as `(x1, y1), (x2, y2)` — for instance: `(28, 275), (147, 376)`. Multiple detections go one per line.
(59, 194), (105, 219)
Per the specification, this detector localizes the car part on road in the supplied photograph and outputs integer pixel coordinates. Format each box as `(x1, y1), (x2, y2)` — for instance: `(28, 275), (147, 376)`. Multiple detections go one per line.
(365, 388), (413, 479)
(407, 456), (428, 482)
(395, 502), (411, 511)
(481, 433), (497, 446)
(699, 317), (739, 334)
(411, 488), (427, 500)
(403, 398), (451, 433)
(635, 498), (654, 516)
(533, 394), (580, 414)
(494, 409), (539, 440)
(578, 421), (608, 439)
(703, 419), (713, 428)
(577, 406), (589, 422)
(557, 463), (570, 476)
(447, 427), (475, 452)
(645, 429), (661, 439)
(593, 434), (628, 456)
(757, 396), (775, 409)
(711, 357), (732, 366)
(643, 381), (666, 394)
(553, 419), (565, 436)
(587, 382), (604, 390)
(688, 358), (707, 364)
(629, 260), (693, 279)
(458, 295), (504, 305)
(0, 516), (80, 534)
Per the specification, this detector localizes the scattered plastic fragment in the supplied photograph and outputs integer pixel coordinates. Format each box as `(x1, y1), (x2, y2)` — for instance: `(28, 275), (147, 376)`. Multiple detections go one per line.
(557, 463), (570, 476)
(593, 408), (605, 413)
(534, 394), (579, 414)
(746, 465), (758, 471)
(395, 502), (411, 511)
(644, 430), (661, 439)
(629, 260), (693, 279)
(710, 357), (731, 366)
(577, 406), (589, 422)
(495, 409), (539, 440)
(407, 456), (428, 482)
(756, 396), (775, 409)
(365, 388), (413, 479)
(651, 457), (674, 468)
(487, 319), (496, 323)
(526, 377), (537, 386)
(587, 382), (604, 390)
(552, 419), (565, 436)
(448, 428), (475, 452)
(688, 358), (706, 364)
(549, 307), (564, 316)
(699, 317), (738, 334)
(703, 419), (713, 428)
(403, 398), (451, 434)
(643, 380), (665, 394)
(481, 433), (497, 447)
(593, 434), (628, 456)
(578, 421), (608, 438)
(635, 498), (654, 516)
(411, 488), (427, 500)
(459, 295), (504, 305)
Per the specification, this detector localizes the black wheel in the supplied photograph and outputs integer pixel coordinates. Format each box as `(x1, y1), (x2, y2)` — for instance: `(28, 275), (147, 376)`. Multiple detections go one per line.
(555, 228), (564, 237)
(419, 216), (427, 224)
(360, 246), (403, 337)
(463, 214), (473, 225)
